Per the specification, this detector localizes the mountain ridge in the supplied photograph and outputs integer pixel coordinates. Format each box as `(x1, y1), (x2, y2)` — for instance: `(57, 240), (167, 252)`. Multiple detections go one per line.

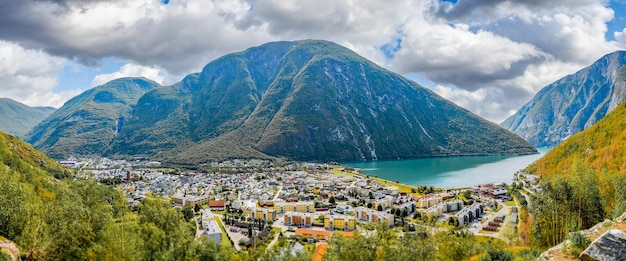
(0, 98), (55, 138)
(502, 50), (626, 147)
(26, 77), (161, 158)
(26, 40), (536, 163)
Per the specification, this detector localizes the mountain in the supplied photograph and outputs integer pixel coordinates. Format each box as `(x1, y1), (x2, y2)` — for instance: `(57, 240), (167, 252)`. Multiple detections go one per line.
(166, 40), (536, 163)
(502, 51), (626, 147)
(0, 98), (55, 138)
(27, 40), (536, 162)
(26, 77), (160, 159)
(526, 100), (626, 179)
(523, 100), (626, 249)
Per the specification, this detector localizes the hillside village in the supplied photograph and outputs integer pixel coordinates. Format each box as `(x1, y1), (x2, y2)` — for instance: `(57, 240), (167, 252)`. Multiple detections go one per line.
(67, 157), (531, 253)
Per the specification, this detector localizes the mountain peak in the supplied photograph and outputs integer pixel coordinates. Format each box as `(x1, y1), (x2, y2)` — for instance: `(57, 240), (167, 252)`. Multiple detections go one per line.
(502, 50), (626, 147)
(28, 40), (535, 162)
(26, 78), (161, 159)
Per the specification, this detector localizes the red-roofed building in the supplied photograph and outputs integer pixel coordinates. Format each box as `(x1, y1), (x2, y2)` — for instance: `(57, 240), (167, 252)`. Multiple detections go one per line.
(209, 200), (225, 210)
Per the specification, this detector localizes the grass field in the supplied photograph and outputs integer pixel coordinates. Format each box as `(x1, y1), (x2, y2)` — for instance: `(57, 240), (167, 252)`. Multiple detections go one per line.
(330, 168), (422, 196)
(504, 201), (517, 207)
(214, 217), (235, 249)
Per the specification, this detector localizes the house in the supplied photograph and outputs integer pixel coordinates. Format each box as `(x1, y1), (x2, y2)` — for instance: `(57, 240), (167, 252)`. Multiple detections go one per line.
(259, 201), (274, 207)
(59, 160), (80, 168)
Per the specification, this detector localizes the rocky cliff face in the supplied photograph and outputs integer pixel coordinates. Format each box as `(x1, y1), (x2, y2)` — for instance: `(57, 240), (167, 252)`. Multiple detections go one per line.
(502, 51), (626, 147)
(579, 229), (626, 261)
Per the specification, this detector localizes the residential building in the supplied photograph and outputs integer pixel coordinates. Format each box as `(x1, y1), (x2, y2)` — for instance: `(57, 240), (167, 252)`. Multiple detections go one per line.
(252, 207), (277, 222)
(417, 196), (442, 208)
(295, 228), (353, 243)
(275, 201), (315, 213)
(456, 203), (484, 226)
(355, 207), (394, 225)
(443, 200), (463, 213)
(173, 195), (211, 208)
(421, 204), (443, 217)
(209, 200), (226, 210)
(324, 215), (356, 231)
(398, 201), (416, 214)
(372, 198), (393, 211)
(284, 212), (314, 227)
(200, 209), (221, 244)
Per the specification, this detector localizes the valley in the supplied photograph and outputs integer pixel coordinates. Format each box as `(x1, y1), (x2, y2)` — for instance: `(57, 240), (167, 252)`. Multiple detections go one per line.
(61, 155), (537, 260)
(2, 23), (626, 261)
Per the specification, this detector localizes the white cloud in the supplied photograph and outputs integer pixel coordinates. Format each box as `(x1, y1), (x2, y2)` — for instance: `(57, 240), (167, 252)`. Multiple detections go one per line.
(393, 21), (548, 90)
(0, 40), (69, 108)
(0, 0), (624, 122)
(91, 63), (166, 87)
(396, 0), (624, 122)
(615, 28), (626, 45)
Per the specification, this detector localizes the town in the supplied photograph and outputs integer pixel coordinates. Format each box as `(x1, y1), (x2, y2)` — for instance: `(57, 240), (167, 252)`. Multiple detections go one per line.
(62, 157), (540, 256)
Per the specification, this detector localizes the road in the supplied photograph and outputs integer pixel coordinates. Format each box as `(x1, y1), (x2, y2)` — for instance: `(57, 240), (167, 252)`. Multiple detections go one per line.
(273, 186), (283, 201)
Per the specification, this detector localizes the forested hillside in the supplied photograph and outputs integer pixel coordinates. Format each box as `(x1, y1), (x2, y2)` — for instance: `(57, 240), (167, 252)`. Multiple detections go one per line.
(0, 132), (225, 260)
(525, 101), (626, 248)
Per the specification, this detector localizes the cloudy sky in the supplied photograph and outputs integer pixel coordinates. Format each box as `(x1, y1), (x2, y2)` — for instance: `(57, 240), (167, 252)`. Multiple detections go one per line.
(1, 0), (625, 123)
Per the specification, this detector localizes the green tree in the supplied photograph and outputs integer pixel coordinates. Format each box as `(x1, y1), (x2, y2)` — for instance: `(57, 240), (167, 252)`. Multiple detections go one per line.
(182, 205), (194, 221)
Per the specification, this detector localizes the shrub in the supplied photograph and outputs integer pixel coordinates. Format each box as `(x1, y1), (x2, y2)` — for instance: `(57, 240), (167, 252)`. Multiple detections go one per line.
(478, 249), (514, 261)
(569, 232), (591, 249)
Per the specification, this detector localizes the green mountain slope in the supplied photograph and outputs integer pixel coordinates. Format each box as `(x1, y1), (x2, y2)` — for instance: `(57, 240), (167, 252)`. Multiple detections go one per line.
(105, 42), (295, 157)
(28, 40), (536, 162)
(0, 98), (55, 138)
(26, 78), (160, 159)
(167, 40), (536, 163)
(502, 51), (626, 147)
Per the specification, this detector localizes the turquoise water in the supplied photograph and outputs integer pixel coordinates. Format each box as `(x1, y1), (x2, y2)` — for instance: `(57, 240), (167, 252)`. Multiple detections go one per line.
(343, 147), (551, 188)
